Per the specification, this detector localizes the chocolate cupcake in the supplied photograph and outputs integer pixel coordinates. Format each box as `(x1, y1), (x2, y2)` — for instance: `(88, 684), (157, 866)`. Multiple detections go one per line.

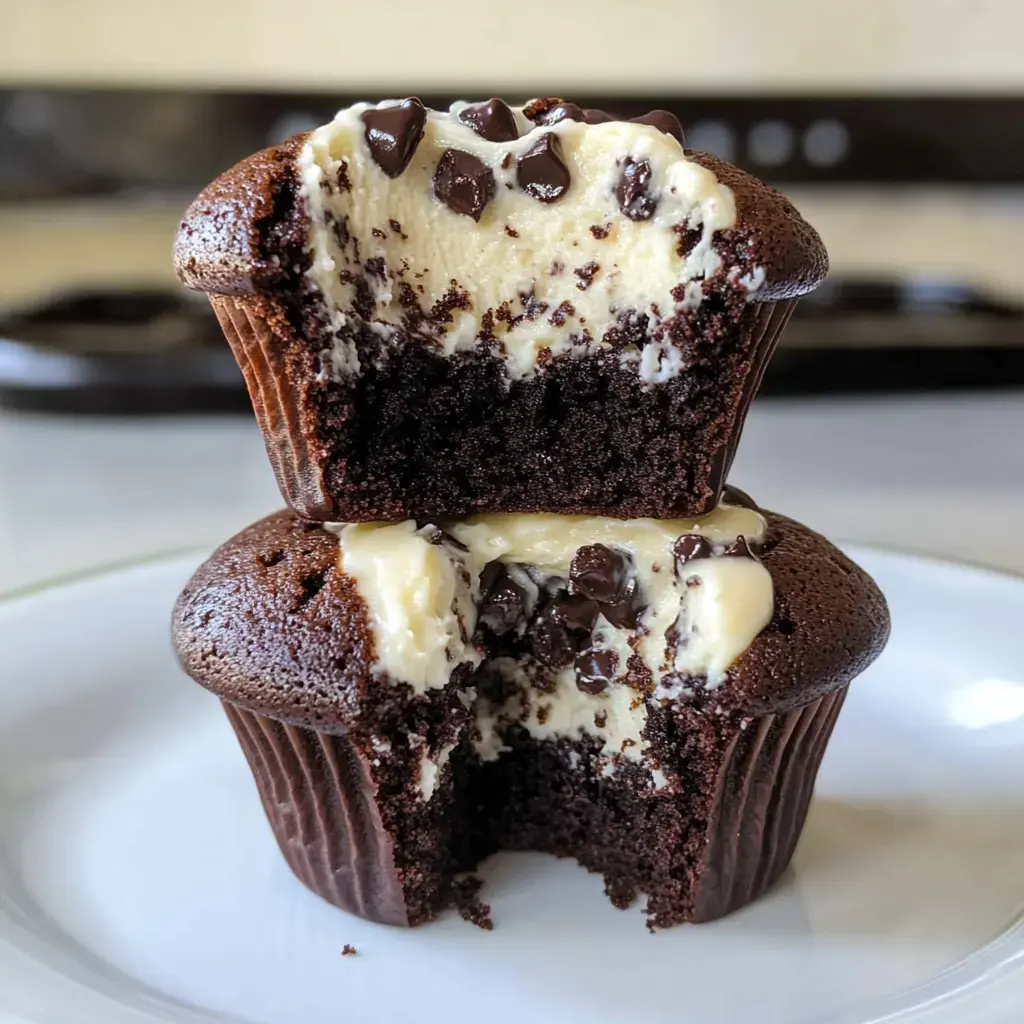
(172, 492), (888, 929)
(174, 98), (827, 522)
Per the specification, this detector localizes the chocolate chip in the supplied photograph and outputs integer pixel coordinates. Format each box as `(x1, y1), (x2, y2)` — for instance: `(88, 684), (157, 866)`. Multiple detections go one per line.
(674, 534), (713, 565)
(458, 98), (519, 142)
(550, 592), (600, 633)
(575, 649), (619, 694)
(570, 544), (630, 604)
(531, 102), (586, 126)
(600, 578), (644, 630)
(616, 157), (657, 221)
(722, 484), (759, 510)
(517, 134), (570, 203)
(419, 524), (444, 544)
(525, 98), (615, 126)
(530, 608), (579, 669)
(631, 109), (685, 146)
(477, 561), (528, 635)
(722, 536), (759, 559)
(433, 149), (496, 221)
(522, 97), (566, 122)
(473, 663), (512, 704)
(362, 99), (427, 178)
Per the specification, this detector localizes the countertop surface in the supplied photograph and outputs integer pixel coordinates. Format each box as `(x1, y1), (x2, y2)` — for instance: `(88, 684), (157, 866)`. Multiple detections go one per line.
(2, 393), (1023, 596)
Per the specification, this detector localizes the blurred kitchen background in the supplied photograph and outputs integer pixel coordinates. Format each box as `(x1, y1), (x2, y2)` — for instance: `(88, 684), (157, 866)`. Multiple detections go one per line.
(2, 0), (1024, 590)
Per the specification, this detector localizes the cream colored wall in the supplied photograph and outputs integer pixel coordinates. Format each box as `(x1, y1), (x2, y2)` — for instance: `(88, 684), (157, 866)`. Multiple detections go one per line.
(1, 0), (1022, 92)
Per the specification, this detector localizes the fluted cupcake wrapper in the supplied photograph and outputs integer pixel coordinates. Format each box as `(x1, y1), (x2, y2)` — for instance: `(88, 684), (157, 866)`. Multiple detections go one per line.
(689, 686), (846, 921)
(223, 702), (410, 925)
(223, 685), (846, 928)
(209, 294), (331, 519)
(208, 293), (797, 522)
(712, 297), (797, 485)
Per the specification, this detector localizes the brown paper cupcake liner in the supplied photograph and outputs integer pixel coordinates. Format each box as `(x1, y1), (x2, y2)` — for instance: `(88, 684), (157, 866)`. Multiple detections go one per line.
(209, 294), (330, 519)
(712, 297), (797, 485)
(223, 684), (846, 928)
(691, 685), (846, 922)
(223, 702), (410, 925)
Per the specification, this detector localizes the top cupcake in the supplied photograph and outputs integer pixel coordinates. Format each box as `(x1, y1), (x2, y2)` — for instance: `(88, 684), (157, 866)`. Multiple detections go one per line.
(176, 98), (827, 522)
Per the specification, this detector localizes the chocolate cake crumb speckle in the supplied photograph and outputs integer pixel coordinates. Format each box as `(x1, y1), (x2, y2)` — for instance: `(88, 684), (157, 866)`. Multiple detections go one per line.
(573, 262), (600, 290)
(453, 876), (494, 930)
(341, 944), (358, 956)
(548, 299), (575, 326)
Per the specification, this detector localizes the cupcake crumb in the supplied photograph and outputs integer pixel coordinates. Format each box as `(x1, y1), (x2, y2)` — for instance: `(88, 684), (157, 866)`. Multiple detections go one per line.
(341, 944), (358, 956)
(453, 875), (494, 930)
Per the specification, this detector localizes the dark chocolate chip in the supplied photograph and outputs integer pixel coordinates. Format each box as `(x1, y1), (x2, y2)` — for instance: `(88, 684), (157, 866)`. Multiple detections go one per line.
(583, 108), (615, 124)
(532, 102), (586, 126)
(523, 97), (566, 122)
(548, 299), (575, 326)
(631, 109), (685, 146)
(575, 649), (619, 694)
(570, 544), (631, 604)
(722, 484), (759, 510)
(674, 534), (713, 565)
(550, 592), (600, 633)
(476, 561), (528, 635)
(473, 663), (512, 704)
(362, 99), (427, 178)
(530, 607), (579, 668)
(417, 524), (469, 551)
(433, 149), (496, 221)
(517, 134), (570, 203)
(599, 578), (644, 630)
(458, 98), (519, 142)
(722, 535), (759, 559)
(616, 157), (657, 221)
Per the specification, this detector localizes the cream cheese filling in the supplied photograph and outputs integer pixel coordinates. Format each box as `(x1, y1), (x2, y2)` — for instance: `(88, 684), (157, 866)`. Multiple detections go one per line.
(298, 100), (744, 382)
(330, 504), (774, 788)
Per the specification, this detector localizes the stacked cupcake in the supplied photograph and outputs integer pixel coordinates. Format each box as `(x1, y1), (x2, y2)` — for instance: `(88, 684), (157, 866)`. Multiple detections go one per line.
(172, 98), (889, 930)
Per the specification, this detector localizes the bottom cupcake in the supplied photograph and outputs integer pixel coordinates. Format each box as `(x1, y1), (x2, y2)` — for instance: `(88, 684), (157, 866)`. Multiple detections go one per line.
(172, 493), (889, 929)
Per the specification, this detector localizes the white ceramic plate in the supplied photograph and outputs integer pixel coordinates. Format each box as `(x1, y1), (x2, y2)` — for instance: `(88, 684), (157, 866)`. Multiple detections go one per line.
(1, 547), (1023, 1024)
